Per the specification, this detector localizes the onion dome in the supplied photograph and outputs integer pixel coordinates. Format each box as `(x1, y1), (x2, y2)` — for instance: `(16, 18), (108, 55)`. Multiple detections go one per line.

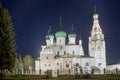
(46, 27), (54, 39)
(55, 30), (66, 37)
(46, 35), (49, 40)
(46, 34), (54, 39)
(55, 17), (67, 37)
(49, 34), (54, 39)
(68, 32), (76, 38)
(46, 30), (50, 40)
(68, 25), (76, 38)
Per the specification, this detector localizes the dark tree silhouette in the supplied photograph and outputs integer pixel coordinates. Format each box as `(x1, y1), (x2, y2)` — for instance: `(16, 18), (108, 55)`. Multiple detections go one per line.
(0, 2), (16, 77)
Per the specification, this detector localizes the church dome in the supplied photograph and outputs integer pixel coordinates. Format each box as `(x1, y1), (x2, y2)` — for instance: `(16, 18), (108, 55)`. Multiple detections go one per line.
(46, 35), (49, 40)
(49, 34), (54, 38)
(55, 30), (66, 37)
(68, 32), (76, 38)
(46, 28), (54, 39)
(46, 34), (54, 39)
(55, 17), (67, 37)
(68, 25), (76, 38)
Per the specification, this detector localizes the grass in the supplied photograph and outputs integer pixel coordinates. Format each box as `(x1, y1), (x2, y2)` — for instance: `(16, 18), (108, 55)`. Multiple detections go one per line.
(0, 74), (120, 80)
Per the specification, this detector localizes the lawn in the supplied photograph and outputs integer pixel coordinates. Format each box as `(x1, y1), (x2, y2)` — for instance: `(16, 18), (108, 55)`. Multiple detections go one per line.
(0, 74), (120, 80)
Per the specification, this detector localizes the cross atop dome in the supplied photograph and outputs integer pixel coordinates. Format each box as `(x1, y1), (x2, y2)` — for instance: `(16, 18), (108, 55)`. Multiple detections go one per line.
(93, 6), (99, 20)
(59, 17), (63, 30)
(49, 25), (51, 34)
(71, 24), (74, 31)
(94, 5), (97, 14)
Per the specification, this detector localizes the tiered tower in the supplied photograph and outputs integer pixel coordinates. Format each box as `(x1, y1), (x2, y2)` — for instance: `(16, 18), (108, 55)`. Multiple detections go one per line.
(88, 8), (106, 73)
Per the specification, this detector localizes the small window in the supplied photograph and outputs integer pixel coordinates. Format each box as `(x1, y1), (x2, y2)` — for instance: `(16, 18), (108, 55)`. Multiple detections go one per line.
(86, 63), (89, 66)
(73, 51), (75, 55)
(60, 39), (61, 44)
(98, 63), (101, 66)
(64, 51), (66, 55)
(49, 64), (51, 67)
(66, 64), (69, 68)
(47, 57), (48, 59)
(45, 64), (46, 67)
(57, 51), (59, 56)
(76, 63), (79, 66)
(57, 63), (59, 66)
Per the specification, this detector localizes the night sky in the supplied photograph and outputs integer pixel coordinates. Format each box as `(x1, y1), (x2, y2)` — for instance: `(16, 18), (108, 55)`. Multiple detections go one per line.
(1, 0), (120, 64)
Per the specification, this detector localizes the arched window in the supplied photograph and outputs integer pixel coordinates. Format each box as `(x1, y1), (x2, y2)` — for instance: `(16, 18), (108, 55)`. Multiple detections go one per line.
(60, 39), (61, 44)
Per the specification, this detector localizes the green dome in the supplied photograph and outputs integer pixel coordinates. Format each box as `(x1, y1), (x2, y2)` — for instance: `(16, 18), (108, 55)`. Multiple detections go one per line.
(46, 34), (54, 39)
(55, 30), (67, 37)
(55, 17), (66, 37)
(46, 35), (49, 40)
(49, 35), (54, 38)
(68, 32), (76, 38)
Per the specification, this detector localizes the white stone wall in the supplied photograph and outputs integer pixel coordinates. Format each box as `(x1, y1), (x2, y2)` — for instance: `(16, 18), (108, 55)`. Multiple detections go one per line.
(80, 58), (94, 74)
(51, 45), (84, 56)
(88, 12), (106, 74)
(69, 37), (76, 44)
(65, 45), (84, 56)
(35, 60), (40, 74)
(56, 37), (66, 45)
(40, 51), (55, 75)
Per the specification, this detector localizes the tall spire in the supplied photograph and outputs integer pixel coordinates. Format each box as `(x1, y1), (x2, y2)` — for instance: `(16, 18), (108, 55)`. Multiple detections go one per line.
(93, 6), (99, 20)
(60, 16), (62, 30)
(94, 5), (97, 14)
(46, 29), (50, 39)
(49, 25), (51, 34)
(72, 24), (74, 31)
(47, 29), (50, 35)
(93, 5), (99, 20)
(92, 6), (102, 33)
(79, 36), (81, 40)
(71, 24), (75, 34)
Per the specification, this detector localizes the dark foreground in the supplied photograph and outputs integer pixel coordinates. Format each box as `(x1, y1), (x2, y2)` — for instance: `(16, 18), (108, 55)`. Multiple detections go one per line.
(0, 74), (120, 80)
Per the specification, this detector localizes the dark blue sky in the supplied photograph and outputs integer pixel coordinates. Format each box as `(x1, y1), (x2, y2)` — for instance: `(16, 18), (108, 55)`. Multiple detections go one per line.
(1, 0), (120, 64)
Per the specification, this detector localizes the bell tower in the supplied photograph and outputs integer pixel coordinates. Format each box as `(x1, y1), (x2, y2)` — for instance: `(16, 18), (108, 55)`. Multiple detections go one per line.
(88, 7), (106, 73)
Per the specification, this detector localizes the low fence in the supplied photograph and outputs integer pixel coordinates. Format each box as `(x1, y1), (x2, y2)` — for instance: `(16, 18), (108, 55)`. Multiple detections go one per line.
(15, 68), (120, 75)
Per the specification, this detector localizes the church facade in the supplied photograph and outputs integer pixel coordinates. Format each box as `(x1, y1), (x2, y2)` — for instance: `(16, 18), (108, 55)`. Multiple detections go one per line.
(35, 11), (106, 76)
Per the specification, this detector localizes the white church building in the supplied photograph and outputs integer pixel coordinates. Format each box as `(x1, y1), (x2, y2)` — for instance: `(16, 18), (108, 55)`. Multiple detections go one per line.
(35, 10), (106, 76)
